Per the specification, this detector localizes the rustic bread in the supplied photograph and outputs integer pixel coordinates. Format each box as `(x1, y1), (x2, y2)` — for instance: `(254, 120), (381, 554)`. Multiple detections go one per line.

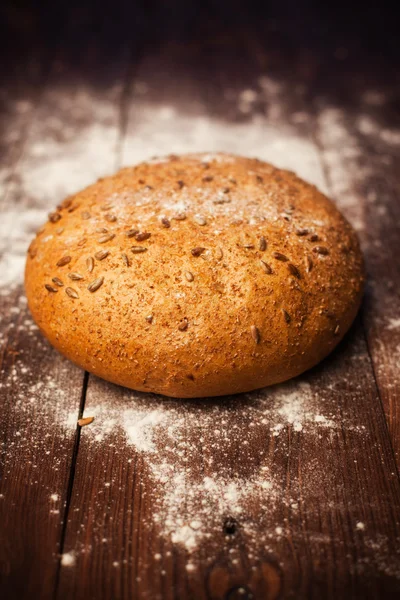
(25, 153), (364, 398)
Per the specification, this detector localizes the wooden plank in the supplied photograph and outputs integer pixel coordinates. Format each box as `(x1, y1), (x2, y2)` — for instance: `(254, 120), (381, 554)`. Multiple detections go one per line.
(0, 289), (84, 599)
(58, 32), (400, 599)
(312, 60), (400, 465)
(0, 34), (128, 598)
(0, 48), (50, 202)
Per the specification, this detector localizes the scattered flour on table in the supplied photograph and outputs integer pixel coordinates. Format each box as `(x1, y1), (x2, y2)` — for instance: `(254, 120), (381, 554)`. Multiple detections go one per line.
(386, 318), (400, 331)
(71, 376), (371, 558)
(0, 210), (46, 288)
(60, 551), (76, 567)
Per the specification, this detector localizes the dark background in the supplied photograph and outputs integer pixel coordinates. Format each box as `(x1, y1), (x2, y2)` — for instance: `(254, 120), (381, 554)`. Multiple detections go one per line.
(1, 0), (399, 62)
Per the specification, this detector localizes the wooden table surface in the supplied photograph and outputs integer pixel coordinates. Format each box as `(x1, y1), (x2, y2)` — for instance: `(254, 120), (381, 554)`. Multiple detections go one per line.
(1, 3), (400, 599)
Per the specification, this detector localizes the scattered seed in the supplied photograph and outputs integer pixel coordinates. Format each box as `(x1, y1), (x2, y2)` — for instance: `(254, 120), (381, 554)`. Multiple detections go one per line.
(260, 260), (273, 274)
(48, 212), (62, 223)
(56, 256), (71, 267)
(241, 244), (255, 249)
(202, 176), (213, 182)
(191, 247), (205, 257)
(282, 309), (291, 324)
(250, 325), (260, 344)
(95, 249), (109, 261)
(334, 325), (340, 335)
(135, 232), (151, 242)
(178, 318), (189, 331)
(87, 277), (104, 293)
(306, 255), (313, 272)
(202, 162), (210, 169)
(52, 277), (64, 287)
(28, 246), (37, 258)
(96, 227), (108, 233)
(173, 212), (186, 221)
(56, 227), (64, 235)
(309, 234), (319, 242)
(78, 417), (94, 427)
(68, 272), (84, 281)
(81, 211), (91, 220)
(146, 314), (153, 323)
(60, 198), (72, 209)
(215, 247), (223, 260)
(259, 236), (267, 251)
(295, 228), (308, 236)
(177, 180), (185, 189)
(131, 246), (148, 254)
(122, 253), (130, 267)
(222, 187), (230, 194)
(288, 263), (301, 279)
(105, 214), (117, 222)
(86, 257), (94, 272)
(77, 238), (87, 247)
(161, 217), (171, 228)
(126, 229), (139, 238)
(98, 233), (115, 244)
(256, 175), (264, 183)
(185, 271), (194, 282)
(229, 178), (237, 184)
(45, 284), (58, 293)
(193, 215), (207, 226)
(67, 204), (79, 213)
(313, 246), (329, 255)
(272, 252), (289, 262)
(65, 287), (79, 299)
(100, 204), (112, 211)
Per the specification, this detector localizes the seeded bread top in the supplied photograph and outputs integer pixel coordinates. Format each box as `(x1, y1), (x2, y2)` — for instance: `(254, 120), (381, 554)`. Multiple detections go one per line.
(25, 153), (364, 397)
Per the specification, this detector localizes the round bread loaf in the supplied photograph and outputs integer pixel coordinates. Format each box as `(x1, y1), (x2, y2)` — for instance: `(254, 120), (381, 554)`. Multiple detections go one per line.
(25, 153), (364, 398)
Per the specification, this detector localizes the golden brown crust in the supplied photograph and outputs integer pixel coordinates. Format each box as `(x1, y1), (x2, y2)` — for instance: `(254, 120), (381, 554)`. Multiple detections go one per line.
(25, 153), (364, 397)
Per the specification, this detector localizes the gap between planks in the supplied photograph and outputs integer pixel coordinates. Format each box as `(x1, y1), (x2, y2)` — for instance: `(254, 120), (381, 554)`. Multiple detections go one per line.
(51, 31), (145, 598)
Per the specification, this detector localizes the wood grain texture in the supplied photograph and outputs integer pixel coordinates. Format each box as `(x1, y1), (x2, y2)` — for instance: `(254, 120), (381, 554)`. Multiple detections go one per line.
(0, 31), (129, 599)
(0, 62), (46, 204)
(0, 61), (83, 600)
(0, 287), (84, 599)
(312, 59), (400, 465)
(56, 32), (400, 599)
(0, 38), (85, 600)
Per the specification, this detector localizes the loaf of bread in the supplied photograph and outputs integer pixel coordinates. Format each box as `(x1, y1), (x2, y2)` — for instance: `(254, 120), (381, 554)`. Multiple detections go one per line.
(25, 153), (364, 397)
